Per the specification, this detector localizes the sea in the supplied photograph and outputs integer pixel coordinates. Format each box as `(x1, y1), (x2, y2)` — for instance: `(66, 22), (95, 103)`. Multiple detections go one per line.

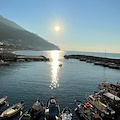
(0, 50), (120, 120)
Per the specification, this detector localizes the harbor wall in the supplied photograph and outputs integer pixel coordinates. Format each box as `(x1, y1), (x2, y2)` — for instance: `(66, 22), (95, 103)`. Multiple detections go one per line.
(64, 55), (120, 69)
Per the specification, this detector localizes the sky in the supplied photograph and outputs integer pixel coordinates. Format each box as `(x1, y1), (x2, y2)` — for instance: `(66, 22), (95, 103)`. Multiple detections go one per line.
(0, 0), (120, 53)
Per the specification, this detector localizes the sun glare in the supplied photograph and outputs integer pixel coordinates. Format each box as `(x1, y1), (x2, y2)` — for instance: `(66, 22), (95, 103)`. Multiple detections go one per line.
(54, 25), (60, 31)
(50, 50), (60, 89)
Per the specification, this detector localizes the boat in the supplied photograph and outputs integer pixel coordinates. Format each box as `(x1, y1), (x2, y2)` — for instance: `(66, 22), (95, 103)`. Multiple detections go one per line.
(75, 100), (103, 120)
(59, 64), (62, 67)
(100, 92), (120, 111)
(44, 97), (60, 120)
(0, 101), (24, 119)
(19, 99), (44, 120)
(108, 64), (120, 69)
(0, 96), (7, 106)
(61, 107), (72, 120)
(98, 81), (120, 97)
(86, 94), (115, 119)
(0, 60), (10, 66)
(94, 61), (105, 66)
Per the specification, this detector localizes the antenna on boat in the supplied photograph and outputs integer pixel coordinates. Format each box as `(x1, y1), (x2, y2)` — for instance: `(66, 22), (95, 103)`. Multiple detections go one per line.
(103, 49), (107, 82)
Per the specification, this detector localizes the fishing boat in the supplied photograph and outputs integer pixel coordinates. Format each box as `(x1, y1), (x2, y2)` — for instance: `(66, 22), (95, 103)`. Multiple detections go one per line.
(98, 81), (120, 97)
(0, 101), (24, 119)
(75, 100), (103, 120)
(100, 92), (120, 111)
(0, 96), (7, 106)
(61, 107), (72, 120)
(86, 94), (115, 119)
(44, 97), (60, 120)
(19, 99), (44, 120)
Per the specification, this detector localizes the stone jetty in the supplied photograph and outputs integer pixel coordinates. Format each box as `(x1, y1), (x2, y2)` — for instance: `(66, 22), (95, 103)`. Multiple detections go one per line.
(64, 55), (120, 69)
(0, 52), (49, 63)
(16, 55), (49, 62)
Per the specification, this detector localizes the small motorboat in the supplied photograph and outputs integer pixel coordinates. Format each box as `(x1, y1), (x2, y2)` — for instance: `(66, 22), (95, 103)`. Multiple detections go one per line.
(19, 99), (44, 120)
(44, 97), (60, 120)
(61, 107), (72, 120)
(0, 60), (10, 66)
(0, 96), (7, 106)
(0, 101), (24, 119)
(59, 64), (62, 67)
(75, 100), (103, 120)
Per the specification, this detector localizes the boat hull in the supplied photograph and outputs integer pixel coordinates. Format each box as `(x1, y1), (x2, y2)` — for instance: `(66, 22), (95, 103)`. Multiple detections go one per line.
(0, 101), (24, 119)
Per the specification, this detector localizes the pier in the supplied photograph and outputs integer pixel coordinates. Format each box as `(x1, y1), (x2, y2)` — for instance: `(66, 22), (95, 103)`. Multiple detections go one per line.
(16, 55), (49, 62)
(64, 55), (120, 69)
(0, 53), (49, 63)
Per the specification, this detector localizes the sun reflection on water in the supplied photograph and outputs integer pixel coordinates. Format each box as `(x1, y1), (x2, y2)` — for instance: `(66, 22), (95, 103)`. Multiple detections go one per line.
(50, 50), (60, 89)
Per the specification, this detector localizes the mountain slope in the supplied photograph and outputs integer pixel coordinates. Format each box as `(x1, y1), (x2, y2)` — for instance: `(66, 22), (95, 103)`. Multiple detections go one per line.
(0, 15), (24, 30)
(0, 15), (59, 50)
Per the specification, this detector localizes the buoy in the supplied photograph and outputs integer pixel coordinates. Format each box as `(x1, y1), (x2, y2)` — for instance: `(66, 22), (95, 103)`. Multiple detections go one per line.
(85, 103), (91, 108)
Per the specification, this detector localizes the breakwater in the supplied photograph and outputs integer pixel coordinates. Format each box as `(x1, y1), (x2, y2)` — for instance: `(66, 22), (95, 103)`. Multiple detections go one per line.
(64, 54), (120, 69)
(0, 52), (49, 63)
(16, 55), (49, 62)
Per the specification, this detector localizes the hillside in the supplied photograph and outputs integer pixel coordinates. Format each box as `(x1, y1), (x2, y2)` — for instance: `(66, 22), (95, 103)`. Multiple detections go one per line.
(0, 15), (24, 30)
(0, 15), (60, 51)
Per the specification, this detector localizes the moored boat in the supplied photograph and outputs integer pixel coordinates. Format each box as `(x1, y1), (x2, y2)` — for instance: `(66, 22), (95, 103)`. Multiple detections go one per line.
(59, 64), (63, 67)
(98, 81), (120, 97)
(0, 96), (7, 106)
(0, 101), (24, 119)
(75, 100), (103, 120)
(0, 60), (10, 66)
(61, 107), (72, 120)
(100, 92), (120, 111)
(44, 97), (60, 120)
(19, 99), (44, 120)
(86, 94), (115, 119)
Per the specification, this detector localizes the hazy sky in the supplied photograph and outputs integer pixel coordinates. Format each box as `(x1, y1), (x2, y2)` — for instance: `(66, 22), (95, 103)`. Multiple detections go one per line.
(0, 0), (120, 53)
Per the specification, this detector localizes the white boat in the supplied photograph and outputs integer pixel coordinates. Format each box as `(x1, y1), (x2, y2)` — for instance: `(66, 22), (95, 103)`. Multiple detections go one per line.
(101, 92), (120, 111)
(0, 96), (7, 106)
(0, 101), (24, 119)
(61, 107), (72, 120)
(86, 94), (115, 119)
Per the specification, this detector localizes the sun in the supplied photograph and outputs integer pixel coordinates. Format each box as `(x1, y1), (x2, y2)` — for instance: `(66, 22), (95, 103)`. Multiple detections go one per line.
(54, 25), (60, 31)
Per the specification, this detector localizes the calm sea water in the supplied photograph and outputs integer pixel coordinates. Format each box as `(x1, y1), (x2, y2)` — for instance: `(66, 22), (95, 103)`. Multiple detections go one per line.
(0, 50), (120, 120)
